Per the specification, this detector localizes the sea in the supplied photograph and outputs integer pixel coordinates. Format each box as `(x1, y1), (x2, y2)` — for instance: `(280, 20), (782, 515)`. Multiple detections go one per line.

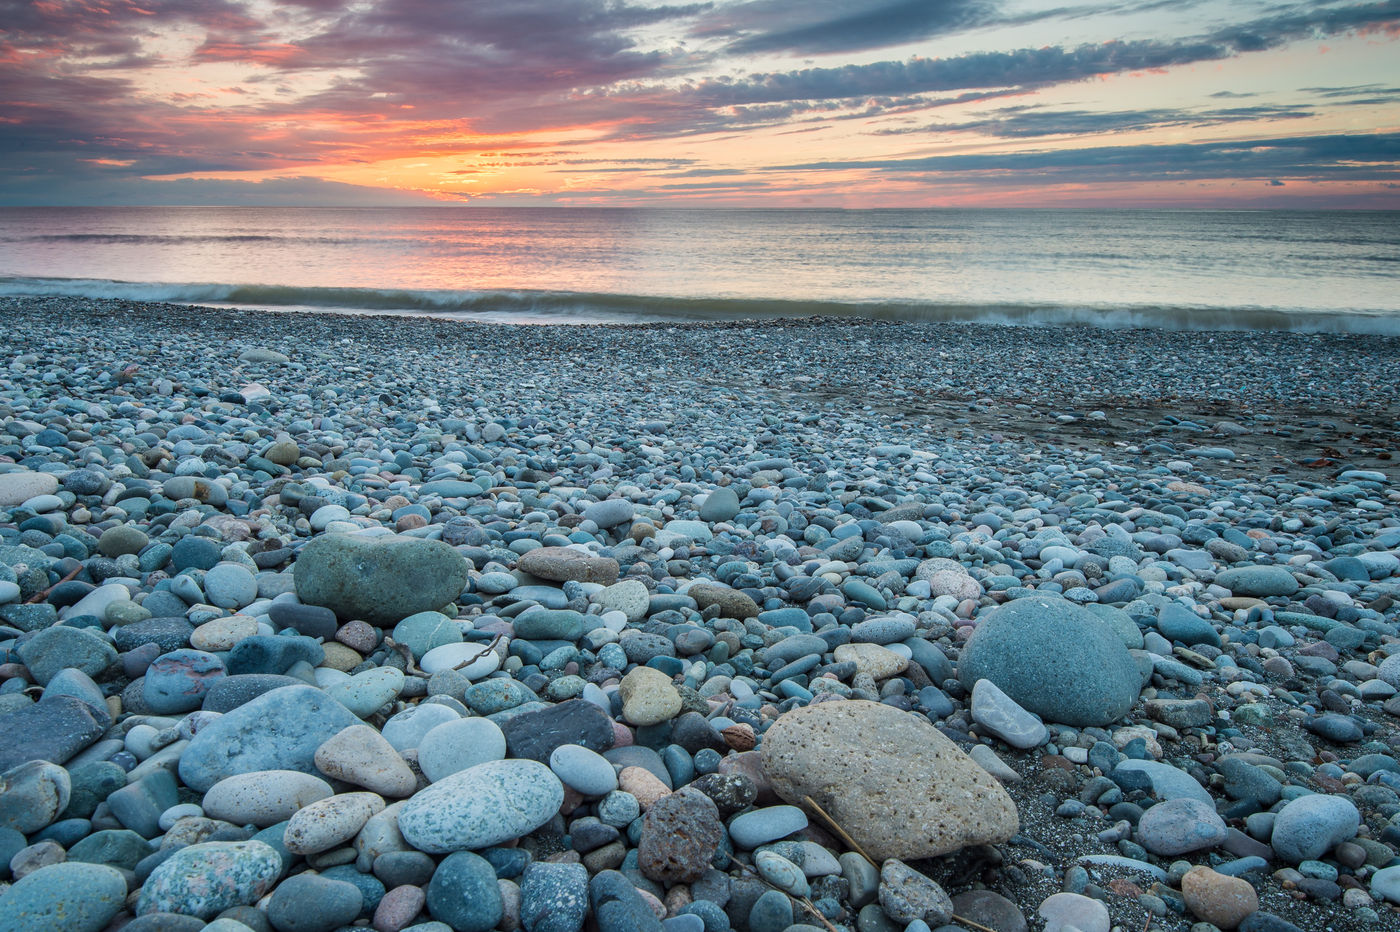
(1, 206), (1398, 333)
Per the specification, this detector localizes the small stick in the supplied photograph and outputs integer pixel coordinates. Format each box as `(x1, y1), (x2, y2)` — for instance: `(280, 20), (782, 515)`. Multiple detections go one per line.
(803, 795), (877, 867)
(798, 897), (841, 932)
(25, 564), (82, 604)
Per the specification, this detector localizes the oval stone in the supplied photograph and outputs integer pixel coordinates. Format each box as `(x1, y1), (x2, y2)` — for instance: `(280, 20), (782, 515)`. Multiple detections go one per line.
(398, 759), (564, 853)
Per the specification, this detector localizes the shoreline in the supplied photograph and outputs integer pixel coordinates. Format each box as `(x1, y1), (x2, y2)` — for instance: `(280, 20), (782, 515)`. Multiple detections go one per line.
(0, 292), (1398, 932)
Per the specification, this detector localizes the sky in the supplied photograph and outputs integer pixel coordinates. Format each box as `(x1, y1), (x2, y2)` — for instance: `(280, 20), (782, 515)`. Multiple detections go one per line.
(1, 0), (1398, 207)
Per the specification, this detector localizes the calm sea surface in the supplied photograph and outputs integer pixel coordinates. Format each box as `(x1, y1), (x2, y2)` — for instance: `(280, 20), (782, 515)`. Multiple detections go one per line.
(1, 207), (1397, 331)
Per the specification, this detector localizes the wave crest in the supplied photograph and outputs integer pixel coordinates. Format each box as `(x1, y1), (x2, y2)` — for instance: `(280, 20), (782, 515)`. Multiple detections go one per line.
(1, 275), (1397, 334)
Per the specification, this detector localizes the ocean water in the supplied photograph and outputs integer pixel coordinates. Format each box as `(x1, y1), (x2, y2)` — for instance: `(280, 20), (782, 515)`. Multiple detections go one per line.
(1, 206), (1397, 332)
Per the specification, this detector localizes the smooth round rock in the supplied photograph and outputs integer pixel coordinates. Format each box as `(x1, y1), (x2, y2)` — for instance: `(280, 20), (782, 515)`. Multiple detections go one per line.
(203, 564), (259, 610)
(727, 805), (809, 849)
(293, 534), (471, 626)
(0, 861), (127, 932)
(1182, 865), (1259, 929)
(325, 667), (404, 718)
(418, 718), (507, 783)
(1135, 798), (1228, 856)
(619, 666), (682, 726)
(519, 860), (589, 932)
(1038, 892), (1109, 932)
(17, 626), (117, 686)
(956, 595), (1140, 727)
(1269, 794), (1361, 863)
(199, 771), (335, 827)
(419, 642), (501, 679)
(549, 744), (618, 796)
(315, 724), (419, 797)
(398, 759), (564, 853)
(143, 649), (227, 714)
(267, 872), (363, 932)
(381, 703), (461, 753)
(426, 851), (503, 932)
(284, 792), (385, 855)
(0, 760), (72, 834)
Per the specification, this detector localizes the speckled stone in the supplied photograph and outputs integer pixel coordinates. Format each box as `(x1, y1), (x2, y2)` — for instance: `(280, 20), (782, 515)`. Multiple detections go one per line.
(520, 861), (589, 932)
(137, 841), (282, 919)
(398, 759), (565, 853)
(759, 700), (1018, 860)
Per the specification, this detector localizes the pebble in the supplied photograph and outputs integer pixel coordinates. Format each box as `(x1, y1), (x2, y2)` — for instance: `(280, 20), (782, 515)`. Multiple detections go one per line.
(190, 771), (334, 826)
(760, 700), (1017, 859)
(417, 717), (507, 782)
(549, 743), (618, 796)
(1182, 864), (1259, 928)
(0, 861), (127, 932)
(970, 678), (1048, 748)
(2, 302), (1399, 932)
(956, 595), (1140, 726)
(1269, 794), (1361, 863)
(1135, 797), (1228, 856)
(397, 759), (564, 853)
(137, 840), (282, 919)
(1038, 892), (1110, 932)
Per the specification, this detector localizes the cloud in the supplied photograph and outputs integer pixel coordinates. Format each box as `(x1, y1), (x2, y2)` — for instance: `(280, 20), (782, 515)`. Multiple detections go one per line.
(773, 131), (1400, 184)
(874, 103), (1315, 138)
(0, 169), (443, 207)
(679, 1), (1400, 107)
(693, 0), (996, 55)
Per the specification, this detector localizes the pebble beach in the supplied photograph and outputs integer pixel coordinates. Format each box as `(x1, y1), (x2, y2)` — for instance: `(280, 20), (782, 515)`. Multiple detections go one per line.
(0, 294), (1399, 932)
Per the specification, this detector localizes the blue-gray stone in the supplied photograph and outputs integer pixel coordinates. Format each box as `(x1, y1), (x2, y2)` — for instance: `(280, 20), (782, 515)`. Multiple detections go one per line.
(17, 626), (116, 685)
(398, 759), (565, 853)
(420, 479), (484, 498)
(463, 678), (539, 715)
(513, 609), (586, 641)
(500, 698), (615, 763)
(699, 488), (741, 523)
(590, 870), (663, 932)
(143, 649), (226, 714)
(40, 667), (111, 726)
(179, 685), (361, 792)
(1134, 798), (1227, 856)
(727, 805), (808, 849)
(67, 829), (152, 870)
(170, 537), (222, 572)
(201, 674), (304, 713)
(520, 861), (589, 932)
(392, 611), (461, 659)
(226, 634), (323, 676)
(0, 695), (106, 770)
(294, 533), (471, 625)
(1156, 603), (1221, 648)
(426, 851), (502, 932)
(0, 861), (127, 932)
(1115, 760), (1213, 805)
(1270, 794), (1361, 863)
(112, 616), (193, 653)
(1214, 565), (1299, 598)
(137, 841), (282, 919)
(957, 596), (1140, 727)
(267, 872), (363, 932)
(749, 889), (794, 932)
(320, 864), (385, 916)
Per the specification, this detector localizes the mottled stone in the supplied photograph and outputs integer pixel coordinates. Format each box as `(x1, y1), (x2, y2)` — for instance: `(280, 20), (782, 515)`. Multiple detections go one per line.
(760, 700), (1017, 861)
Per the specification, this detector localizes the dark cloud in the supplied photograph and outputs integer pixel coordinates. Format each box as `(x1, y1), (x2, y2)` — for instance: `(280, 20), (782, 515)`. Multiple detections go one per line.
(679, 1), (1400, 107)
(694, 0), (995, 55)
(773, 132), (1400, 183)
(0, 167), (441, 207)
(875, 104), (1314, 138)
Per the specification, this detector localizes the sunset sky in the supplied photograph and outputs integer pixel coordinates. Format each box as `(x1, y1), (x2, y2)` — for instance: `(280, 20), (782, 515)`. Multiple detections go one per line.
(2, 0), (1398, 207)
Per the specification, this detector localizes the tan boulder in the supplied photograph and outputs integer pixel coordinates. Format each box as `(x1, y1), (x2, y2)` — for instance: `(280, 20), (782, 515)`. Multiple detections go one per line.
(760, 699), (1018, 861)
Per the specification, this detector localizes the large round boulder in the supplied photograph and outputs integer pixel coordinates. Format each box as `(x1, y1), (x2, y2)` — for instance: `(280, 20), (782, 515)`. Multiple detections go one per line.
(957, 595), (1141, 727)
(293, 533), (471, 626)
